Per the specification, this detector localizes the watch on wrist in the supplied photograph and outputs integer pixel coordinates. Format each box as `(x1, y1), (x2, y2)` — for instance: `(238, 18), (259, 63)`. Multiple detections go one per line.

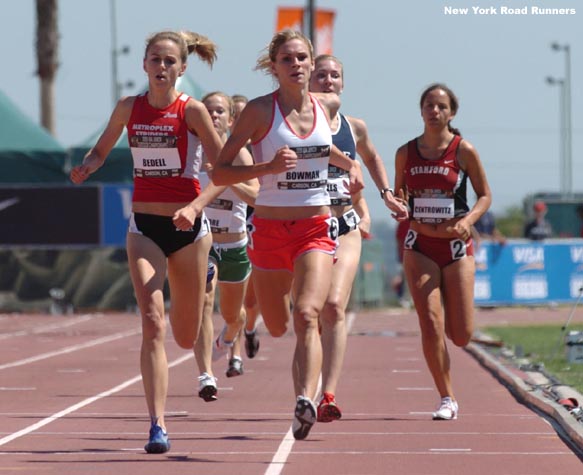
(380, 187), (394, 199)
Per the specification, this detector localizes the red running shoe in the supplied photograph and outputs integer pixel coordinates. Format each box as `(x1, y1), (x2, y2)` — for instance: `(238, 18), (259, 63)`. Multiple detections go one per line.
(317, 392), (342, 423)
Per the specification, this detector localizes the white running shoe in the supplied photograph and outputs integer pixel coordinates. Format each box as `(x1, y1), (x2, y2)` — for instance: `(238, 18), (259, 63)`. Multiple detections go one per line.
(432, 397), (458, 420)
(226, 356), (244, 378)
(212, 326), (233, 362)
(198, 372), (218, 402)
(292, 395), (317, 440)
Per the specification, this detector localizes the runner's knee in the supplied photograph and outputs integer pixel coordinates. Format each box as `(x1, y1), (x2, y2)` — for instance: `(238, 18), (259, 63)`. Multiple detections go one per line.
(293, 304), (320, 333)
(321, 299), (345, 326)
(449, 328), (472, 347)
(263, 314), (288, 337)
(141, 308), (166, 341)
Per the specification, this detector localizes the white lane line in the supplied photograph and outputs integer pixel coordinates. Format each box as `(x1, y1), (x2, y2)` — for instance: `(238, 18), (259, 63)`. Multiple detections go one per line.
(430, 448), (472, 452)
(0, 352), (192, 447)
(0, 430), (552, 437)
(0, 328), (141, 371)
(392, 369), (421, 373)
(265, 430), (296, 475)
(397, 387), (434, 391)
(0, 387), (36, 391)
(264, 311), (357, 475)
(0, 315), (94, 340)
(0, 450), (573, 457)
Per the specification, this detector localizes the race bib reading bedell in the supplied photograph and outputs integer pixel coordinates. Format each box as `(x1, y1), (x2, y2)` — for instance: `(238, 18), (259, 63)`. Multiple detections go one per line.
(132, 146), (182, 178)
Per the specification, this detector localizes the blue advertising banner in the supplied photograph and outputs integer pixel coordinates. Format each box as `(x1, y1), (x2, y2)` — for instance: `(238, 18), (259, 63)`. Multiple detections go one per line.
(101, 184), (133, 246)
(475, 239), (583, 305)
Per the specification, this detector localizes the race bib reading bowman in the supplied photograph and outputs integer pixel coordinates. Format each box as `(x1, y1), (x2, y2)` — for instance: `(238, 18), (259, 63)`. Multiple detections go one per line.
(277, 145), (329, 190)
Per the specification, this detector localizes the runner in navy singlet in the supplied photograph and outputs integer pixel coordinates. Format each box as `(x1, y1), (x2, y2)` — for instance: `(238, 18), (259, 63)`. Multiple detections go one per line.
(309, 54), (408, 423)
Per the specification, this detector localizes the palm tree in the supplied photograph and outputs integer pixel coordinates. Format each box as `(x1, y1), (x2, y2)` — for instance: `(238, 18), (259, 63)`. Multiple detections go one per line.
(36, 0), (59, 135)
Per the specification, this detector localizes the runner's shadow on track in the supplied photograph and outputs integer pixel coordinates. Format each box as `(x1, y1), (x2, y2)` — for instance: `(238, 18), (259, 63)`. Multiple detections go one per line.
(24, 453), (218, 464)
(54, 394), (143, 399)
(177, 435), (258, 442)
(176, 416), (283, 424)
(341, 416), (420, 422)
(213, 416), (283, 422)
(166, 456), (222, 462)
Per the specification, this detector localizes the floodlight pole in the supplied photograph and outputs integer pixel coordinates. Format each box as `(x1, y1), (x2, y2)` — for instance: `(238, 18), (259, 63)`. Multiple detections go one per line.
(546, 76), (566, 196)
(110, 0), (132, 107)
(110, 0), (118, 107)
(551, 42), (572, 198)
(307, 0), (316, 52)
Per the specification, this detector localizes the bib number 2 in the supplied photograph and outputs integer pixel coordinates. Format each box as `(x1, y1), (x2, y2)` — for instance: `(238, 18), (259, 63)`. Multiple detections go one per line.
(450, 239), (467, 261)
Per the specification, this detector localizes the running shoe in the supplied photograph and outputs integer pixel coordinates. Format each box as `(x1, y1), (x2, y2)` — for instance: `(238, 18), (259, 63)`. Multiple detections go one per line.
(292, 395), (317, 440)
(212, 326), (232, 361)
(206, 260), (216, 284)
(244, 329), (260, 359)
(432, 397), (458, 420)
(317, 392), (342, 423)
(144, 424), (170, 454)
(226, 356), (244, 378)
(198, 372), (218, 402)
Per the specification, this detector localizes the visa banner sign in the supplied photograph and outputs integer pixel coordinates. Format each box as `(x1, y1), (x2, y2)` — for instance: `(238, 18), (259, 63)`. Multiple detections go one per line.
(475, 240), (583, 305)
(101, 184), (133, 246)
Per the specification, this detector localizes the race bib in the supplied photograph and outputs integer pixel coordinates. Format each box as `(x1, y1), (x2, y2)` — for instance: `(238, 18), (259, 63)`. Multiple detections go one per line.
(413, 197), (454, 222)
(132, 137), (182, 177)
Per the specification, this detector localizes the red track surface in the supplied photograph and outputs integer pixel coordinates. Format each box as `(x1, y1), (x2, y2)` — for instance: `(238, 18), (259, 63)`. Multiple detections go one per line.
(1, 307), (581, 474)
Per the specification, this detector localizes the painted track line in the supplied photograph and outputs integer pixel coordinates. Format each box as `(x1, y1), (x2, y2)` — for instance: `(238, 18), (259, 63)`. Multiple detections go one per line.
(0, 314), (94, 340)
(1, 449), (573, 457)
(0, 328), (141, 371)
(0, 353), (193, 447)
(264, 311), (357, 475)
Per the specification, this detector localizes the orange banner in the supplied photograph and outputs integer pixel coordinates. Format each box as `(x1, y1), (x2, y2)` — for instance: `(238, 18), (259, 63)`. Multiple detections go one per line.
(276, 7), (336, 55)
(314, 9), (335, 55)
(276, 7), (304, 32)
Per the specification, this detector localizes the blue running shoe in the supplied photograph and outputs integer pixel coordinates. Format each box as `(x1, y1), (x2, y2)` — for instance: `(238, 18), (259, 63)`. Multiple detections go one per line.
(144, 424), (170, 454)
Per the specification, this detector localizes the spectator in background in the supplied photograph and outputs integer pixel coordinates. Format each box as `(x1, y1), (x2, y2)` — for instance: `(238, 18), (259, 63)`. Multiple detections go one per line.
(474, 209), (507, 246)
(524, 201), (553, 240)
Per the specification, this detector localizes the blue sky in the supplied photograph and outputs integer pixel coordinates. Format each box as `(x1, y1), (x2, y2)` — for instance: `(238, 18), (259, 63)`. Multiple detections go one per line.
(2, 0), (581, 220)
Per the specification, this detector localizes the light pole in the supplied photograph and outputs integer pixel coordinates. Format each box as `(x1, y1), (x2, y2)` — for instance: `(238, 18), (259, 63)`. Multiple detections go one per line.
(110, 0), (132, 107)
(546, 76), (566, 195)
(551, 42), (572, 198)
(306, 0), (316, 52)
